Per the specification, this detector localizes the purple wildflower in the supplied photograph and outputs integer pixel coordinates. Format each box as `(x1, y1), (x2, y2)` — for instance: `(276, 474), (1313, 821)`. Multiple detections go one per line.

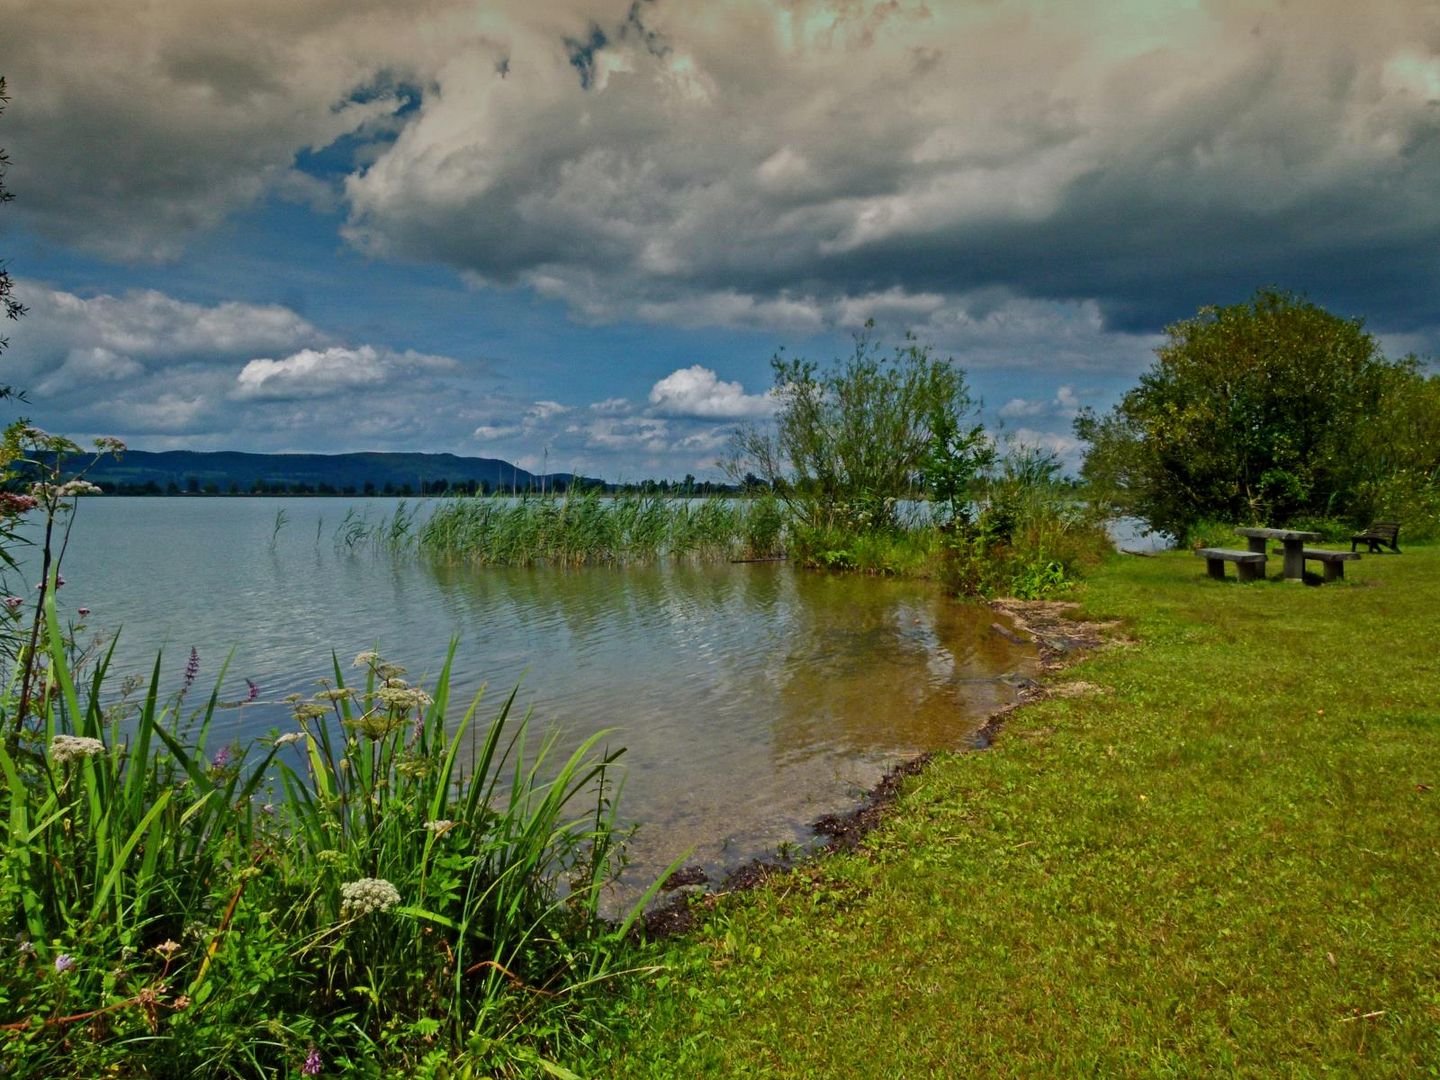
(54, 953), (75, 974)
(77, 606), (91, 618)
(245, 678), (259, 703)
(211, 745), (232, 770)
(3, 596), (23, 610)
(183, 647), (200, 691)
(302, 1046), (322, 1076)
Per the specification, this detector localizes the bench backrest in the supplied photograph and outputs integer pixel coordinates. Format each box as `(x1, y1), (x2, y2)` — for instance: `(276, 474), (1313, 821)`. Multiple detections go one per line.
(1364, 521), (1400, 539)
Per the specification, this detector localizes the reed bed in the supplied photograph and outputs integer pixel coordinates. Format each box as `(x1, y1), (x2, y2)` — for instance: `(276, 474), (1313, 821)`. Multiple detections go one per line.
(338, 491), (786, 567)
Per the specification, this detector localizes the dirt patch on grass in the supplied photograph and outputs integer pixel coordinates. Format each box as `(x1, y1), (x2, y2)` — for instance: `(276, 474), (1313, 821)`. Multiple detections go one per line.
(990, 598), (1128, 667)
(639, 597), (1121, 940)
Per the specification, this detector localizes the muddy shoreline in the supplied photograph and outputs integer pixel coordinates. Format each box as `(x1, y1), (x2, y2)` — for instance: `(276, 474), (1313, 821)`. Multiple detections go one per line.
(641, 597), (1117, 938)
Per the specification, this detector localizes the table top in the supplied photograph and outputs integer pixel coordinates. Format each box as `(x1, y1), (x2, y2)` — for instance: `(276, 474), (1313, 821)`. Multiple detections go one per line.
(1235, 527), (1322, 541)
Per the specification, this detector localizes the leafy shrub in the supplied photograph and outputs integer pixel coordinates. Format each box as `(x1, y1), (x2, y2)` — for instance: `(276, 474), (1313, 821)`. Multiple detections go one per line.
(728, 329), (989, 534)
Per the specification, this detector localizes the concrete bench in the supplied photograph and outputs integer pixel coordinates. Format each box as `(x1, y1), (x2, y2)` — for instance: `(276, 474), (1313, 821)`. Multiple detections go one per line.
(1302, 548), (1360, 582)
(1351, 520), (1400, 554)
(1195, 547), (1267, 582)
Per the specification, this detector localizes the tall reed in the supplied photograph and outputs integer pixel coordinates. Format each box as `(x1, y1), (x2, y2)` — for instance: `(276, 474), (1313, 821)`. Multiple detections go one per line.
(357, 490), (782, 566)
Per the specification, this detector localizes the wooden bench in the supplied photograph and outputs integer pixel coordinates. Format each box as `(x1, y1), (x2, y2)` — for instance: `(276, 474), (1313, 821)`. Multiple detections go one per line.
(1351, 520), (1400, 554)
(1301, 548), (1360, 582)
(1195, 547), (1267, 582)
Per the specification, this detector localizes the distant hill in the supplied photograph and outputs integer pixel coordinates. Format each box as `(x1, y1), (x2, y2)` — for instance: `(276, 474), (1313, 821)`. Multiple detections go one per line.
(70, 450), (600, 496)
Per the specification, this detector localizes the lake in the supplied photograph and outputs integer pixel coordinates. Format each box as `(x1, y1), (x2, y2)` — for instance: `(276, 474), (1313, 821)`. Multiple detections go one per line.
(25, 496), (1037, 892)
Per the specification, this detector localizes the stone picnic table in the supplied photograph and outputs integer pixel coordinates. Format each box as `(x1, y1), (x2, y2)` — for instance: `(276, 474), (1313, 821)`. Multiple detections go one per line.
(1234, 527), (1322, 582)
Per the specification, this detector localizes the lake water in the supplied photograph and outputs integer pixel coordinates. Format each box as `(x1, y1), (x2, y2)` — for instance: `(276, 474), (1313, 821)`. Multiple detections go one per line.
(23, 497), (1036, 892)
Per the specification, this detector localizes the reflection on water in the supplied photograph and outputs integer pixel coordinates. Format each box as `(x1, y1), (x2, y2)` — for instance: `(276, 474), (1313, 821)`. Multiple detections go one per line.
(32, 497), (1035, 892)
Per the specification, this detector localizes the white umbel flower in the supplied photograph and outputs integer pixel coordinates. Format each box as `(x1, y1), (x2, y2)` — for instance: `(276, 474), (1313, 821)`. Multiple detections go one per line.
(50, 734), (106, 764)
(340, 877), (401, 917)
(375, 685), (433, 712)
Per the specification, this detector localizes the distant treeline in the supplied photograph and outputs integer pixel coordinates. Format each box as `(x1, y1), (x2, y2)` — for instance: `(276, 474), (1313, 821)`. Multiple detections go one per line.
(96, 476), (748, 497)
(17, 448), (751, 497)
(98, 476), (583, 497)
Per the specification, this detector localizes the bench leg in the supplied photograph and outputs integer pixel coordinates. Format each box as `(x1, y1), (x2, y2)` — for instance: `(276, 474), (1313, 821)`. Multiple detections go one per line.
(1237, 560), (1262, 583)
(1206, 558), (1226, 580)
(1323, 560), (1344, 582)
(1282, 544), (1306, 581)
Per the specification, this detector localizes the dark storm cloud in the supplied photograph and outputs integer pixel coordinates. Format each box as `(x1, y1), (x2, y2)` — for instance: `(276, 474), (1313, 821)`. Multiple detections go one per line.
(339, 1), (1440, 353)
(7, 0), (1440, 383)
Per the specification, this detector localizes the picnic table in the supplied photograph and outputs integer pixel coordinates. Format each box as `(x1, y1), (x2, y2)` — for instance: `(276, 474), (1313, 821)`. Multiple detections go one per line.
(1234, 527), (1321, 582)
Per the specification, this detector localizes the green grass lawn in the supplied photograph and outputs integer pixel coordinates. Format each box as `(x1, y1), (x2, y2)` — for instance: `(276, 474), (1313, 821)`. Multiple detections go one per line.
(579, 545), (1440, 1078)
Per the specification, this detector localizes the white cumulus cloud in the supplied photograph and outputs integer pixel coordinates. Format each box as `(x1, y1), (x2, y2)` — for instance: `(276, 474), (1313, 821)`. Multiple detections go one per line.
(648, 365), (775, 419)
(234, 346), (455, 400)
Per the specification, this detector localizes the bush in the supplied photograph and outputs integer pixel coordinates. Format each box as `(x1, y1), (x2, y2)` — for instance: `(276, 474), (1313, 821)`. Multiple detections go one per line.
(728, 328), (989, 534)
(940, 445), (1111, 599)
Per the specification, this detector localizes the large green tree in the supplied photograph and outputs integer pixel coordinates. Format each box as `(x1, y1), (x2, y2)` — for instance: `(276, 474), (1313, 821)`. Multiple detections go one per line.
(1075, 288), (1401, 540)
(728, 330), (988, 532)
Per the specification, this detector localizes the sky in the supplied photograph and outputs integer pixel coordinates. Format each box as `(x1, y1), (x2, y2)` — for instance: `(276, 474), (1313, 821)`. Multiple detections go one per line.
(1, 0), (1438, 480)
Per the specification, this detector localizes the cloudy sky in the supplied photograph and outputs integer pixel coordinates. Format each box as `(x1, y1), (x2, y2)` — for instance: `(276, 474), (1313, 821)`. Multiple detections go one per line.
(2, 0), (1437, 478)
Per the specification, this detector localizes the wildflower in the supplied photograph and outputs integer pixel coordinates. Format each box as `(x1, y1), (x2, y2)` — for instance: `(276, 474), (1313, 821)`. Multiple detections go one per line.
(375, 685), (433, 712)
(77, 606), (91, 617)
(302, 1045), (322, 1076)
(210, 746), (232, 770)
(54, 953), (75, 974)
(352, 650), (380, 668)
(50, 734), (106, 764)
(339, 877), (401, 917)
(274, 731), (307, 748)
(260, 803), (276, 817)
(93, 436), (127, 453)
(345, 709), (405, 740)
(16, 936), (35, 957)
(292, 703), (329, 722)
(315, 687), (355, 702)
(423, 819), (457, 837)
(3, 596), (23, 610)
(153, 940), (181, 958)
(245, 678), (259, 702)
(0, 492), (37, 516)
(55, 479), (103, 497)
(183, 647), (200, 691)
(376, 663), (407, 680)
